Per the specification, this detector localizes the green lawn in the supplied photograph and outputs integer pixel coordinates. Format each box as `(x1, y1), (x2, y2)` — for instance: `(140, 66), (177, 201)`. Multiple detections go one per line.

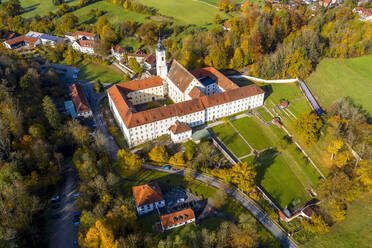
(20, 0), (79, 18)
(303, 193), (372, 248)
(255, 150), (309, 209)
(70, 1), (149, 25)
(77, 61), (125, 84)
(198, 0), (245, 5)
(211, 123), (251, 158)
(231, 117), (275, 150)
(306, 55), (372, 114)
(136, 0), (229, 26)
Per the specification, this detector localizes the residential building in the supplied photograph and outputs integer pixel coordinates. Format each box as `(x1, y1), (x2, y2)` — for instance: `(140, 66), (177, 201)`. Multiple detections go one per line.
(72, 39), (95, 54)
(160, 208), (195, 231)
(144, 53), (156, 70)
(69, 83), (92, 118)
(66, 31), (98, 42)
(107, 39), (265, 147)
(25, 31), (66, 47)
(132, 182), (165, 215)
(128, 49), (147, 64)
(112, 44), (126, 62)
(3, 35), (40, 49)
(353, 7), (372, 22)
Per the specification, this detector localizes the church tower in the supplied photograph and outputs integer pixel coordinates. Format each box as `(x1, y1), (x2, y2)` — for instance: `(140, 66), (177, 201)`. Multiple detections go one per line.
(156, 38), (167, 79)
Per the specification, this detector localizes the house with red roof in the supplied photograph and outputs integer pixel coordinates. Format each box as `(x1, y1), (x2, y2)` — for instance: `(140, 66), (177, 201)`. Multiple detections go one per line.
(69, 83), (92, 118)
(168, 120), (192, 143)
(132, 182), (165, 215)
(3, 35), (40, 50)
(160, 208), (195, 231)
(72, 38), (95, 54)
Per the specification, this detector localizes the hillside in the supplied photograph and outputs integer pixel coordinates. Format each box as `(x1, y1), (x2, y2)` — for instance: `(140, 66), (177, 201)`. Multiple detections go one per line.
(306, 55), (372, 114)
(303, 193), (372, 248)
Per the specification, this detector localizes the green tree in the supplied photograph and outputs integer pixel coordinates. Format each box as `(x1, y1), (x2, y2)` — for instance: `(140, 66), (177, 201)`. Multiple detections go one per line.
(128, 58), (143, 74)
(230, 47), (244, 69)
(214, 14), (222, 24)
(42, 96), (61, 129)
(184, 140), (197, 161)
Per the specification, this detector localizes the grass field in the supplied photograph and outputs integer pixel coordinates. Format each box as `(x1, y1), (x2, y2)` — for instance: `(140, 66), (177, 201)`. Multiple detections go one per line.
(256, 150), (309, 209)
(20, 0), (79, 18)
(211, 123), (251, 158)
(304, 193), (372, 248)
(77, 61), (125, 84)
(306, 55), (372, 114)
(70, 1), (149, 25)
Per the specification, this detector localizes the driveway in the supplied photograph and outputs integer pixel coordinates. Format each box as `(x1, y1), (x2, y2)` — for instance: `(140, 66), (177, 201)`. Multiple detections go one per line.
(49, 160), (78, 248)
(142, 164), (298, 248)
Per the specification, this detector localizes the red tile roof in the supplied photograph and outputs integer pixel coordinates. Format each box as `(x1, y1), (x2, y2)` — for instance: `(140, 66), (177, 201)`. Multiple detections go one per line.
(168, 60), (199, 92)
(144, 53), (156, 65)
(169, 121), (191, 134)
(72, 31), (97, 38)
(120, 76), (163, 92)
(77, 39), (95, 48)
(5, 35), (38, 46)
(69, 83), (91, 114)
(108, 83), (264, 129)
(132, 182), (164, 207)
(191, 67), (239, 91)
(160, 208), (195, 229)
(113, 44), (125, 54)
(188, 87), (205, 99)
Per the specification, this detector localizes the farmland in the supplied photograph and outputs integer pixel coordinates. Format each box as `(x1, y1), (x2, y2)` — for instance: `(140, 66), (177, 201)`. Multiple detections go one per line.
(20, 0), (79, 18)
(306, 55), (372, 114)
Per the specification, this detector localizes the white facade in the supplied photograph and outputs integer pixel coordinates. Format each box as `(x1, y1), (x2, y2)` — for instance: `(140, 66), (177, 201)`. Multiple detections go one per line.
(72, 41), (94, 54)
(156, 41), (168, 79)
(170, 130), (192, 143)
(162, 217), (195, 231)
(137, 200), (165, 215)
(127, 85), (164, 105)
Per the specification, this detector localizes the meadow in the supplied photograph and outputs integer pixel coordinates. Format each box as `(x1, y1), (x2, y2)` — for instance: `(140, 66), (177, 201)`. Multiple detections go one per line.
(303, 193), (372, 248)
(20, 0), (79, 18)
(306, 55), (372, 114)
(77, 61), (125, 84)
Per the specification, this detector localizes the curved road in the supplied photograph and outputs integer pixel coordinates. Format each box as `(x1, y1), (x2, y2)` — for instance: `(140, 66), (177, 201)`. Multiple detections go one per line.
(143, 164), (298, 248)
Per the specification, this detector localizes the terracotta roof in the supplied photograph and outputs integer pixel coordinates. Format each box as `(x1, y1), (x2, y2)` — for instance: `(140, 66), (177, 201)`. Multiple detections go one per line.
(169, 121), (191, 134)
(144, 53), (156, 65)
(72, 31), (96, 38)
(188, 87), (205, 99)
(132, 182), (164, 207)
(120, 76), (163, 92)
(160, 208), (195, 228)
(191, 67), (239, 91)
(5, 35), (38, 46)
(168, 60), (199, 92)
(69, 83), (91, 114)
(200, 84), (264, 108)
(113, 44), (125, 54)
(108, 83), (264, 129)
(77, 39), (95, 48)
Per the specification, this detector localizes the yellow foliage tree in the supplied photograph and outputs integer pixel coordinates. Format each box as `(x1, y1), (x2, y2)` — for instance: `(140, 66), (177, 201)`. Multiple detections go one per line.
(293, 112), (322, 146)
(148, 146), (169, 163)
(169, 152), (185, 166)
(327, 139), (343, 160)
(355, 160), (372, 190)
(80, 220), (119, 248)
(334, 150), (352, 168)
(230, 162), (256, 192)
(302, 213), (330, 234)
(117, 149), (142, 171)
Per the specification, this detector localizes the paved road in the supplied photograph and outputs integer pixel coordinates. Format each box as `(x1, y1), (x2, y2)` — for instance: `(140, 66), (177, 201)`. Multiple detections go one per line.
(143, 164), (298, 248)
(83, 82), (119, 160)
(49, 161), (78, 248)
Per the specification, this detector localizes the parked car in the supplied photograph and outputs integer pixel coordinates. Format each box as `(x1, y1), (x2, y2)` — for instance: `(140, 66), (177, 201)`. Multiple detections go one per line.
(73, 193), (80, 198)
(74, 212), (81, 217)
(73, 221), (80, 226)
(91, 120), (96, 128)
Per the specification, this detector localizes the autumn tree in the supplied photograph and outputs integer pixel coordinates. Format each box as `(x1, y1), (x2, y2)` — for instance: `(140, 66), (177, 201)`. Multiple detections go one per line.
(230, 162), (256, 192)
(328, 139), (344, 160)
(169, 152), (185, 166)
(80, 220), (119, 248)
(230, 47), (244, 69)
(128, 58), (143, 74)
(42, 96), (61, 129)
(148, 146), (169, 163)
(293, 112), (322, 145)
(214, 14), (222, 24)
(117, 149), (142, 171)
(302, 213), (330, 234)
(184, 140), (197, 161)
(66, 119), (90, 147)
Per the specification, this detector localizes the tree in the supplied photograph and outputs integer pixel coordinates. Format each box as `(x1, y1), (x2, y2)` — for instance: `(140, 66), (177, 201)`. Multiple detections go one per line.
(230, 47), (244, 69)
(293, 112), (322, 145)
(66, 119), (90, 147)
(230, 162), (256, 192)
(128, 58), (142, 74)
(123, 73), (131, 82)
(334, 150), (352, 168)
(52, 0), (64, 6)
(169, 152), (185, 166)
(42, 96), (61, 129)
(148, 146), (168, 163)
(80, 220), (119, 248)
(328, 139), (343, 160)
(184, 140), (196, 161)
(57, 13), (78, 34)
(19, 74), (31, 90)
(355, 160), (372, 190)
(117, 149), (142, 171)
(214, 14), (222, 24)
(302, 213), (330, 234)
(4, 0), (23, 17)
